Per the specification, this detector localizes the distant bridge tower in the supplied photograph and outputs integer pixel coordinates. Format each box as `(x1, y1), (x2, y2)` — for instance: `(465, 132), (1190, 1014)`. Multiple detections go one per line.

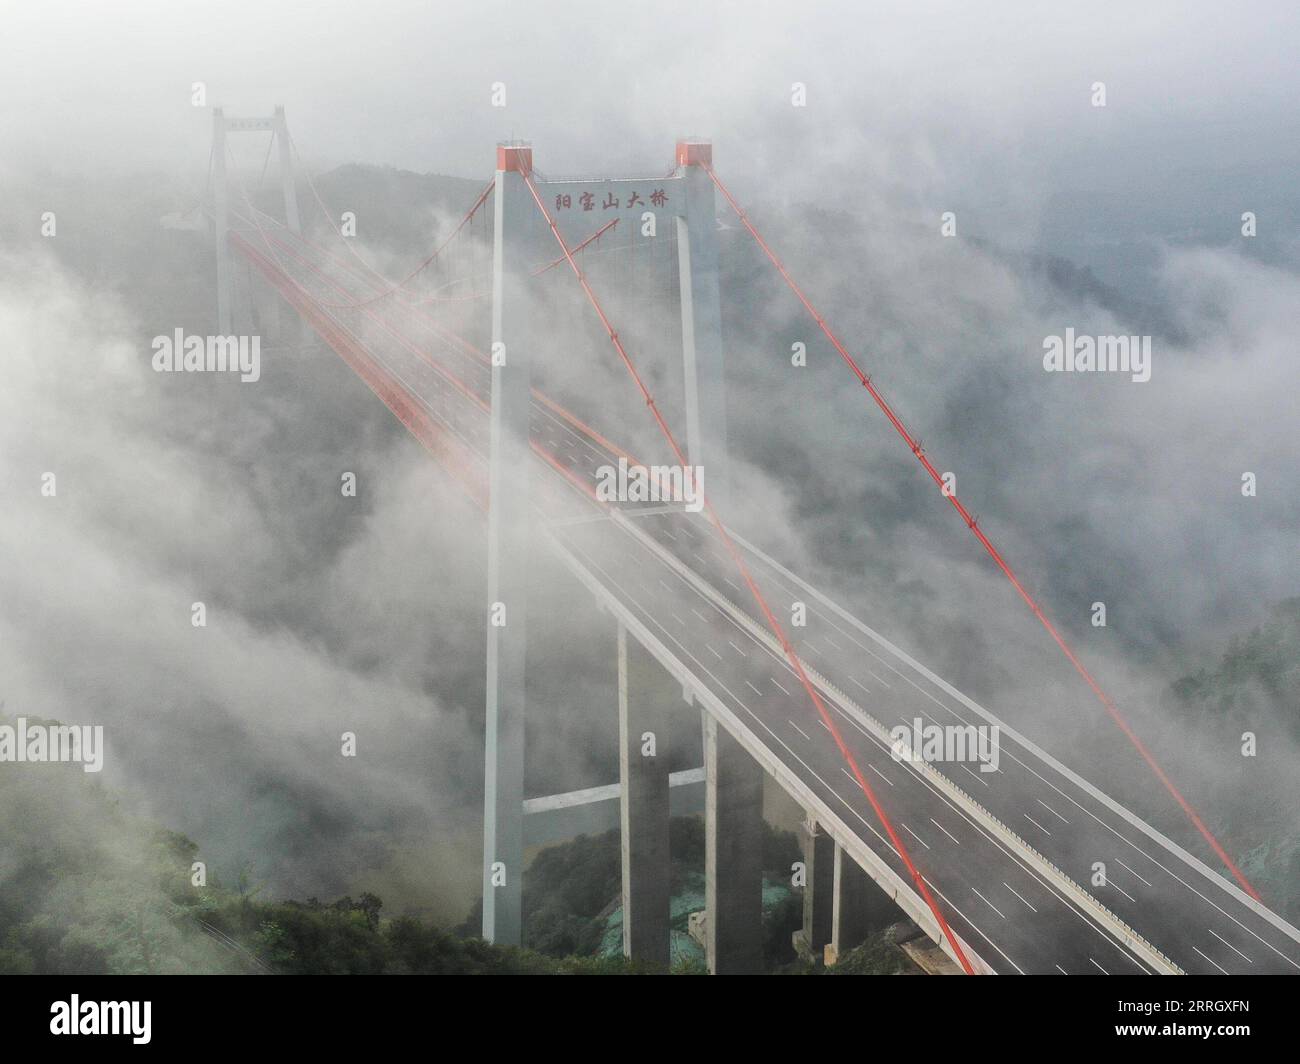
(211, 105), (301, 334)
(481, 140), (730, 948)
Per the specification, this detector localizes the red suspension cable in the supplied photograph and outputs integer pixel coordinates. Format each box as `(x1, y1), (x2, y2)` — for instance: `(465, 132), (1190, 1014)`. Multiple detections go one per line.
(702, 162), (1262, 903)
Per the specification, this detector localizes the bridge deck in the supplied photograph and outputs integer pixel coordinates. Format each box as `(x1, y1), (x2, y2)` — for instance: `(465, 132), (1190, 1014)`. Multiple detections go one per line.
(231, 220), (1300, 974)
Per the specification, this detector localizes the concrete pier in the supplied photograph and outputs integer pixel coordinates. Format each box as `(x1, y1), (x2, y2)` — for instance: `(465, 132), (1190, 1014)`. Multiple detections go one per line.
(703, 713), (765, 974)
(618, 624), (672, 967)
(794, 816), (834, 960)
(825, 842), (874, 965)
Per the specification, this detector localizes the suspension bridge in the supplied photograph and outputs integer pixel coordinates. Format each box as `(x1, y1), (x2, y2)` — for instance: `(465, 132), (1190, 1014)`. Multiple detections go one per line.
(206, 107), (1300, 974)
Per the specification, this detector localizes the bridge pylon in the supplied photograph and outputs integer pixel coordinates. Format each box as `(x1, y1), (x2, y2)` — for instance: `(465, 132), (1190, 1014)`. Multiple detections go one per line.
(481, 143), (540, 946)
(210, 105), (301, 335)
(674, 139), (729, 511)
(481, 140), (732, 954)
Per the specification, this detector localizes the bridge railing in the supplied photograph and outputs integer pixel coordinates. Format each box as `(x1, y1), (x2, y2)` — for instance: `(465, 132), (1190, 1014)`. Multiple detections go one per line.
(806, 669), (1186, 975)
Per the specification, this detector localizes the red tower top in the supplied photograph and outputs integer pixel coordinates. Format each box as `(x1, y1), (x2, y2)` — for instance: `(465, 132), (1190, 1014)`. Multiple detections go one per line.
(497, 143), (533, 174)
(676, 139), (712, 167)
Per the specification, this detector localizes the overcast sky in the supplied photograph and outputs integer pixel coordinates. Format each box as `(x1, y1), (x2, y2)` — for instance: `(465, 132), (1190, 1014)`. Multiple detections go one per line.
(6, 1), (1299, 195)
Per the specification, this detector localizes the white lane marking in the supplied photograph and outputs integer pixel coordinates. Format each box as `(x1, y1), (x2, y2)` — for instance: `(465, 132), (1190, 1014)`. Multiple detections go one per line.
(616, 537), (1152, 973)
(1192, 946), (1229, 975)
(661, 529), (676, 541)
(1037, 798), (1070, 824)
(718, 529), (1229, 981)
(693, 552), (707, 565)
(727, 534), (1300, 971)
(1089, 957), (1109, 974)
(971, 887), (1005, 919)
(584, 533), (1107, 976)
(771, 677), (791, 696)
(929, 818), (961, 846)
(1055, 964), (1068, 974)
(865, 668), (893, 689)
(1110, 881), (1135, 904)
(718, 547), (926, 697)
(565, 531), (1113, 978)
(651, 643), (910, 890)
(1206, 928), (1252, 964)
(901, 823), (930, 850)
(868, 763), (894, 787)
(959, 764), (990, 788)
(803, 641), (823, 657)
(923, 880), (1026, 975)
(1004, 882), (1038, 913)
(990, 743), (1300, 970)
(531, 404), (612, 465)
(636, 539), (944, 814)
(706, 644), (723, 661)
(671, 613), (686, 626)
(691, 607), (711, 623)
(788, 719), (811, 741)
(851, 676), (873, 695)
(658, 579), (673, 592)
(824, 635), (843, 650)
(744, 680), (763, 697)
(589, 576), (896, 870)
(812, 694), (1115, 943)
(724, 577), (742, 592)
(1115, 858), (1152, 887)
(728, 640), (748, 657)
(1023, 813), (1052, 837)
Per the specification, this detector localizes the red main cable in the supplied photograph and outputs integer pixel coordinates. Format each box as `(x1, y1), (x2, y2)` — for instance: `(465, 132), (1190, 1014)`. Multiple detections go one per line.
(518, 170), (979, 974)
(702, 162), (1262, 904)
